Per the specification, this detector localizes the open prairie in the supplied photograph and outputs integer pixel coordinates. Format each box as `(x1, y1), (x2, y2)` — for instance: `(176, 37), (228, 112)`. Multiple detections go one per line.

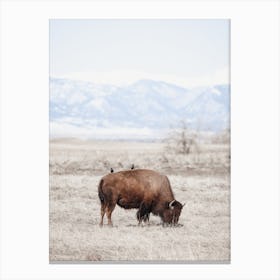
(49, 138), (230, 262)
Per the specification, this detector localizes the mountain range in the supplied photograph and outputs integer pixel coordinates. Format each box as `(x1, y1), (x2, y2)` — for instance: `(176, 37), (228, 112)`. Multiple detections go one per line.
(50, 78), (230, 139)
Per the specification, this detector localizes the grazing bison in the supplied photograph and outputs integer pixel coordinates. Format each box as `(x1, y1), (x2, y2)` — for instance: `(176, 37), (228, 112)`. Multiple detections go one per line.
(98, 169), (184, 226)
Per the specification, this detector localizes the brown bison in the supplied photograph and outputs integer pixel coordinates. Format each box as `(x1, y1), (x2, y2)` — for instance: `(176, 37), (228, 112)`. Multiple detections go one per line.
(98, 169), (184, 226)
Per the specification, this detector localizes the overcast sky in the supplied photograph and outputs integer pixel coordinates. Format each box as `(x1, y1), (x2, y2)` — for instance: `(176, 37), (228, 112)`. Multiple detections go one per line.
(50, 19), (230, 88)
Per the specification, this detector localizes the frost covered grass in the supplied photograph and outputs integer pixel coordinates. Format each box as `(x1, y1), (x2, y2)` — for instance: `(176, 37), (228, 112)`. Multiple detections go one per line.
(49, 139), (230, 262)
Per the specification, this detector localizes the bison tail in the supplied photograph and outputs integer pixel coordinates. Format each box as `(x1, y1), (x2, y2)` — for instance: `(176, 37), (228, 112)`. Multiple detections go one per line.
(98, 179), (105, 203)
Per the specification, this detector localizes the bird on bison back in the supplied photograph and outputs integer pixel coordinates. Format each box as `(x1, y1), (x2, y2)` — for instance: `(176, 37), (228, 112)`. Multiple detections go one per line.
(98, 169), (185, 226)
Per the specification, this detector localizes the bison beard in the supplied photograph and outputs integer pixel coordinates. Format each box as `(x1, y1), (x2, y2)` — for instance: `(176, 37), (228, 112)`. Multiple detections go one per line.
(98, 169), (184, 226)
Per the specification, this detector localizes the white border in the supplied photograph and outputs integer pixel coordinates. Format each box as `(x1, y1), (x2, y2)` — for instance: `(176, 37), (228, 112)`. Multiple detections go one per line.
(0, 1), (279, 279)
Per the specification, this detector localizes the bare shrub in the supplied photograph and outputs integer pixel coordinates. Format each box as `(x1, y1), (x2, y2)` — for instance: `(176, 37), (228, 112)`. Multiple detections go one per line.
(211, 128), (230, 145)
(164, 121), (199, 155)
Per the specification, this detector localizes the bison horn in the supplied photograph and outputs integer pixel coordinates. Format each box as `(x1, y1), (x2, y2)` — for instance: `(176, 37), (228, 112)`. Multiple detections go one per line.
(169, 200), (176, 209)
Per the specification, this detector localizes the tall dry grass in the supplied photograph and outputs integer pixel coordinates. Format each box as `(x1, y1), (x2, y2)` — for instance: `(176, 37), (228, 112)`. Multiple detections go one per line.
(49, 139), (230, 262)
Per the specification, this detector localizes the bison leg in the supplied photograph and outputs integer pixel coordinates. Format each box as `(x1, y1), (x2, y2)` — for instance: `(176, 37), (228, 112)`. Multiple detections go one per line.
(143, 213), (150, 224)
(137, 202), (151, 226)
(106, 203), (116, 226)
(99, 203), (106, 227)
(136, 209), (143, 225)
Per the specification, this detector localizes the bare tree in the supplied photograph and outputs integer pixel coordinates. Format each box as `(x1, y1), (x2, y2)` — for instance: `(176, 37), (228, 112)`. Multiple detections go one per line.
(165, 120), (198, 154)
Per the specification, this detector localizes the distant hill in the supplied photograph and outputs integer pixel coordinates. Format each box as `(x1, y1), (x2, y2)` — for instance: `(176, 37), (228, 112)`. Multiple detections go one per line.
(50, 78), (230, 139)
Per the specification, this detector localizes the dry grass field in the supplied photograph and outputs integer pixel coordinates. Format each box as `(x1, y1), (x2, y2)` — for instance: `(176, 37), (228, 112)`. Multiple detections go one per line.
(49, 138), (230, 262)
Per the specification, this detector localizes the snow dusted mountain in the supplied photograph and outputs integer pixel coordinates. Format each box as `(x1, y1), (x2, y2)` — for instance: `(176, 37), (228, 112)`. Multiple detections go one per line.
(183, 84), (230, 131)
(50, 78), (230, 139)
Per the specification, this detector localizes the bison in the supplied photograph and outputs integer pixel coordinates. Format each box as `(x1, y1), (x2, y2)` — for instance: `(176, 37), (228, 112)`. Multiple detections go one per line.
(98, 169), (184, 226)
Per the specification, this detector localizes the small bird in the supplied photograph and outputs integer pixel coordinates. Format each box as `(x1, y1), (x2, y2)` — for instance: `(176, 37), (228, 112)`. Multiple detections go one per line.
(131, 164), (134, 170)
(110, 168), (114, 173)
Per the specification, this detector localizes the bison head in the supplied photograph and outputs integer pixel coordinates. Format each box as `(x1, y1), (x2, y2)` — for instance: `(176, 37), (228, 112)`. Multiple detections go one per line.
(162, 200), (184, 225)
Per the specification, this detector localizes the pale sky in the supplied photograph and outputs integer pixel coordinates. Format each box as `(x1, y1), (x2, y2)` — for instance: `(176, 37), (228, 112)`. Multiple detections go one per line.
(50, 19), (229, 88)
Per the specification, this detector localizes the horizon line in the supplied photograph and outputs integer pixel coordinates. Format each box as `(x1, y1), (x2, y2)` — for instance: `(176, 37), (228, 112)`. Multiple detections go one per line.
(50, 68), (230, 89)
